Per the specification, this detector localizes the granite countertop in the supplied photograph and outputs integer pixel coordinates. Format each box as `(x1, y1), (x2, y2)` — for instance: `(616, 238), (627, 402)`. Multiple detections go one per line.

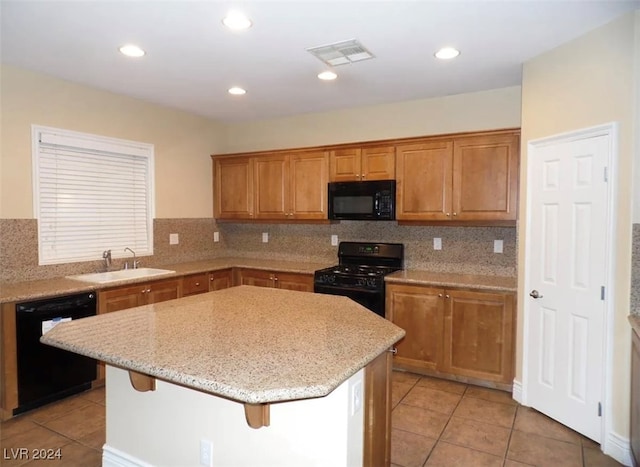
(1, 256), (517, 303)
(41, 285), (405, 404)
(0, 257), (331, 304)
(385, 269), (517, 292)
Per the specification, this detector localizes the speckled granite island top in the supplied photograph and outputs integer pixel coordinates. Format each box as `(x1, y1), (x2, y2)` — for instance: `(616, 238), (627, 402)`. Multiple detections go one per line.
(386, 269), (517, 292)
(41, 285), (405, 404)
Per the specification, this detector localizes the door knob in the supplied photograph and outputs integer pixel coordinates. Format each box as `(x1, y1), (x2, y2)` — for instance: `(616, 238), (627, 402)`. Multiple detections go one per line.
(529, 289), (543, 299)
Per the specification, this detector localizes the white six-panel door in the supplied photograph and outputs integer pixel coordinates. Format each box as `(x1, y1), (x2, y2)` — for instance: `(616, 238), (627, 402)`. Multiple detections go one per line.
(525, 131), (610, 442)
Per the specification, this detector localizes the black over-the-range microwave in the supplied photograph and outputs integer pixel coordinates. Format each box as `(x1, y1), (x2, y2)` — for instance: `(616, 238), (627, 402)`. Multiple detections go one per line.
(328, 179), (396, 221)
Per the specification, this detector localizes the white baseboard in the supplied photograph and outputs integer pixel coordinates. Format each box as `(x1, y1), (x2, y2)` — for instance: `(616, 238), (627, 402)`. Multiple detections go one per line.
(603, 431), (633, 467)
(102, 445), (153, 467)
(512, 379), (524, 404)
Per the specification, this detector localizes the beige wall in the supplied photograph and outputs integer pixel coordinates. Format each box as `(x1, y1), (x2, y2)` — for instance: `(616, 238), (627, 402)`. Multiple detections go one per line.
(221, 86), (522, 153)
(0, 65), (225, 219)
(519, 11), (638, 442)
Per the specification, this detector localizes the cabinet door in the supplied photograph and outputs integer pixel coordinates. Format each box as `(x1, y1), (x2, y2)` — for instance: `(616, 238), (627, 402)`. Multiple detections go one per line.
(452, 134), (519, 221)
(254, 155), (289, 220)
(442, 289), (514, 383)
(213, 156), (254, 220)
(209, 269), (232, 291)
(274, 272), (314, 292)
(289, 151), (328, 219)
(98, 285), (145, 314)
(329, 148), (361, 181)
(395, 141), (454, 221)
(238, 269), (275, 288)
(361, 146), (395, 181)
(146, 279), (181, 304)
(386, 284), (445, 372)
(182, 273), (209, 296)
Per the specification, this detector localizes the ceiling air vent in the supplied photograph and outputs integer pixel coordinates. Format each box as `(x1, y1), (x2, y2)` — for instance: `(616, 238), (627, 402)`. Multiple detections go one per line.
(306, 39), (375, 67)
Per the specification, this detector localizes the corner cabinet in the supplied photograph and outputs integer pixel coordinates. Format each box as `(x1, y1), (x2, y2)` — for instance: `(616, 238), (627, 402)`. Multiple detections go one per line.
(235, 268), (314, 292)
(386, 283), (515, 388)
(395, 131), (519, 224)
(213, 156), (254, 220)
(329, 146), (395, 182)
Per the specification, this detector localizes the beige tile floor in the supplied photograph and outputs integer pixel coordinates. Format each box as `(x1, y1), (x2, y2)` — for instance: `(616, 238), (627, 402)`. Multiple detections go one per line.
(391, 371), (622, 467)
(0, 372), (624, 466)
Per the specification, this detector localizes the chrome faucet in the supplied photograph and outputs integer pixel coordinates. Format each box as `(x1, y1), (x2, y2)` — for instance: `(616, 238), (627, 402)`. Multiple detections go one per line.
(102, 250), (112, 271)
(124, 247), (138, 269)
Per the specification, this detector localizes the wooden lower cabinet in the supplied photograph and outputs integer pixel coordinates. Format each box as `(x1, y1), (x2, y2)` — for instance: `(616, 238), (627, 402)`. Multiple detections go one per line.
(209, 269), (232, 291)
(386, 283), (515, 387)
(96, 278), (181, 380)
(631, 328), (640, 467)
(235, 268), (314, 292)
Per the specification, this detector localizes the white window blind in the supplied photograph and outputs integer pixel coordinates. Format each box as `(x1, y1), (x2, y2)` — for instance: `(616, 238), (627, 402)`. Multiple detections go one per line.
(33, 125), (154, 265)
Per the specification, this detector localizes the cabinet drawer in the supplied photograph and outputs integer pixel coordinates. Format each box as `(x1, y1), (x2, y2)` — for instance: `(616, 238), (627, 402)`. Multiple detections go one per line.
(182, 273), (209, 296)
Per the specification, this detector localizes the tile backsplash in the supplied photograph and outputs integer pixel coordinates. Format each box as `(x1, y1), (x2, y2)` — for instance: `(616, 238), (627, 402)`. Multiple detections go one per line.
(0, 218), (517, 283)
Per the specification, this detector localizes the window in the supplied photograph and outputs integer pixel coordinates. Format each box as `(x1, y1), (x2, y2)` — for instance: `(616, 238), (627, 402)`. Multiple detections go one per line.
(32, 125), (154, 265)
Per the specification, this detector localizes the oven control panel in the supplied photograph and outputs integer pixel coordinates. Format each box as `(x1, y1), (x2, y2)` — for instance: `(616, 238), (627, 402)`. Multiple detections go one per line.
(358, 245), (379, 254)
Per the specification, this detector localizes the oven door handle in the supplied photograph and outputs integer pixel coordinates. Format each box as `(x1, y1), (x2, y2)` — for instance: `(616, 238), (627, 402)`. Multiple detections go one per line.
(314, 284), (382, 295)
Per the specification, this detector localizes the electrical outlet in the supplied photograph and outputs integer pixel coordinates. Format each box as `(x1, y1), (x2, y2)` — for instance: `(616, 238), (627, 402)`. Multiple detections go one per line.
(331, 234), (338, 246)
(350, 380), (363, 416)
(262, 232), (269, 243)
(433, 237), (442, 250)
(169, 233), (179, 245)
(494, 239), (504, 254)
(199, 439), (213, 467)
(213, 231), (219, 242)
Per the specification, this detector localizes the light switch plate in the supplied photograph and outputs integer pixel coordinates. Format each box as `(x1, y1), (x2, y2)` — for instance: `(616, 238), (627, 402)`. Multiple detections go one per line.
(494, 239), (504, 253)
(262, 232), (269, 243)
(169, 233), (179, 245)
(213, 232), (219, 242)
(433, 237), (442, 250)
(331, 235), (338, 246)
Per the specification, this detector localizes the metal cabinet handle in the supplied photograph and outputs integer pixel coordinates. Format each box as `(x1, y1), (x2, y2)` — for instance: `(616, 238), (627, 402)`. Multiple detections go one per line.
(388, 348), (397, 354)
(438, 293), (443, 298)
(446, 213), (451, 217)
(529, 290), (543, 299)
(147, 288), (151, 293)
(210, 277), (214, 281)
(445, 294), (450, 299)
(195, 282), (200, 286)
(274, 277), (278, 282)
(453, 212), (457, 217)
(141, 289), (146, 294)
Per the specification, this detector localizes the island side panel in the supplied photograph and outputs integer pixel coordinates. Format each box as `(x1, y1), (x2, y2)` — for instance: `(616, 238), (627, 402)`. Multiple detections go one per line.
(104, 365), (365, 467)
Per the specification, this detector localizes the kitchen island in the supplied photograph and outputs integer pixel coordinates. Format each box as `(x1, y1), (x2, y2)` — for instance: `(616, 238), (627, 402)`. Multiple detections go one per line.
(41, 285), (404, 467)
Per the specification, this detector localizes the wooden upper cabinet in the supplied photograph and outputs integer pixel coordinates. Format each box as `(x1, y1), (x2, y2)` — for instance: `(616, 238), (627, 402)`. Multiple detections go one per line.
(289, 151), (328, 219)
(396, 131), (519, 223)
(453, 134), (519, 221)
(329, 146), (394, 182)
(214, 156), (254, 220)
(254, 154), (289, 220)
(395, 141), (454, 221)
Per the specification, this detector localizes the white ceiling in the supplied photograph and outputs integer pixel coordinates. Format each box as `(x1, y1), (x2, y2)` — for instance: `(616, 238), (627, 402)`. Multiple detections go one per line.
(2, 1), (639, 123)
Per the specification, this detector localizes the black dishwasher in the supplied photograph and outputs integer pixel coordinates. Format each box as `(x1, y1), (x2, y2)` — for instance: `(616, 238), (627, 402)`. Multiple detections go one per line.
(15, 292), (97, 415)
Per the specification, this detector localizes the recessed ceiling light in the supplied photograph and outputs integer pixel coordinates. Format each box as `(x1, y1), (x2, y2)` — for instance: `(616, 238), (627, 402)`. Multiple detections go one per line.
(435, 47), (460, 60)
(228, 87), (247, 95)
(119, 44), (145, 58)
(222, 11), (252, 30)
(317, 71), (337, 81)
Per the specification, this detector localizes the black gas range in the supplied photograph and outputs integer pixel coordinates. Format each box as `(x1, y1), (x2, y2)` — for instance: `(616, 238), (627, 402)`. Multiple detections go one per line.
(313, 242), (404, 318)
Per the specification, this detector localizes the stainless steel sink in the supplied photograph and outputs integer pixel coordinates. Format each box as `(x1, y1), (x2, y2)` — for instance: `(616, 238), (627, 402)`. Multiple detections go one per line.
(66, 268), (175, 284)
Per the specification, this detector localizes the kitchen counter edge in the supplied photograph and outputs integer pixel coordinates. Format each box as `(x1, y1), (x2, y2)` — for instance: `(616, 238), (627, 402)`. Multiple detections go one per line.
(385, 269), (517, 293)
